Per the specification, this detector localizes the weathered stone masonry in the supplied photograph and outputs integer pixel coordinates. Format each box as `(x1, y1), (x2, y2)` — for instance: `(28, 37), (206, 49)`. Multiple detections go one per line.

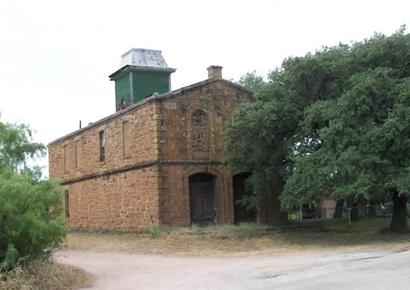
(49, 80), (259, 231)
(49, 99), (163, 231)
(49, 50), (284, 231)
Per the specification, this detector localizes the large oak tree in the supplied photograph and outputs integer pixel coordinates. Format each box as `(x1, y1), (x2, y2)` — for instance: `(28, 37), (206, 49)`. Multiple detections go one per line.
(225, 28), (410, 231)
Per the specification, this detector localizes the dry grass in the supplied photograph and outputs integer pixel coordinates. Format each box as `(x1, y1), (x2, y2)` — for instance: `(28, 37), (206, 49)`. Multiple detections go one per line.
(63, 218), (410, 256)
(0, 259), (93, 290)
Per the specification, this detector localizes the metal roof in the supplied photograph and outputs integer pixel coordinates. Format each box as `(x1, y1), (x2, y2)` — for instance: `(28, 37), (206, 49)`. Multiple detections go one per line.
(119, 48), (170, 69)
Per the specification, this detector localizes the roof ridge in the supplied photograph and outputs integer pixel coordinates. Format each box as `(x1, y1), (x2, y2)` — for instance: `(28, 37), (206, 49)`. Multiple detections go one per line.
(48, 79), (252, 146)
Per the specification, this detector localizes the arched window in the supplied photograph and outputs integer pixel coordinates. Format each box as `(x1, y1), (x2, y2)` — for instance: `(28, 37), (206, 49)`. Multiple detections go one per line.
(192, 110), (209, 151)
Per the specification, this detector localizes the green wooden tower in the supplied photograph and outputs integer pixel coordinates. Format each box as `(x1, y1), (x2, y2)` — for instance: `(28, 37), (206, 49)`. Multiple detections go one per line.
(109, 48), (176, 111)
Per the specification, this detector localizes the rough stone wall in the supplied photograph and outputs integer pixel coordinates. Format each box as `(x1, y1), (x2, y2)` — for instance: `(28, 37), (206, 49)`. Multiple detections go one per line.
(49, 101), (162, 231)
(157, 81), (251, 162)
(49, 79), (284, 231)
(158, 164), (234, 225)
(49, 102), (159, 182)
(65, 166), (159, 231)
(157, 81), (252, 225)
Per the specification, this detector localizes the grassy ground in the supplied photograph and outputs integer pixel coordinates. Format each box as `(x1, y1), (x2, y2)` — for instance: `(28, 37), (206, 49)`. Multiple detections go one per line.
(0, 259), (93, 290)
(63, 218), (410, 256)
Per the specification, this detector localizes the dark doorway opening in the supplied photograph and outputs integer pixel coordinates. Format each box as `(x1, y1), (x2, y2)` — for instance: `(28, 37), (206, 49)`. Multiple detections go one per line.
(233, 172), (257, 223)
(189, 173), (216, 225)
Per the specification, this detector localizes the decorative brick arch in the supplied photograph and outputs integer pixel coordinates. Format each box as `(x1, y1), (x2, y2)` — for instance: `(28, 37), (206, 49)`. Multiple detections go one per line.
(185, 166), (222, 178)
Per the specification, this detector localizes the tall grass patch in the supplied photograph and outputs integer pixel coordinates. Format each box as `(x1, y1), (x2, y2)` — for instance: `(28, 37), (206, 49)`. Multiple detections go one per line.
(0, 259), (93, 290)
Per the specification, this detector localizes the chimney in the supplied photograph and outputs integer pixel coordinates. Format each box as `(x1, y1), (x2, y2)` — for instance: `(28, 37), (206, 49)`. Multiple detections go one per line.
(207, 65), (223, 79)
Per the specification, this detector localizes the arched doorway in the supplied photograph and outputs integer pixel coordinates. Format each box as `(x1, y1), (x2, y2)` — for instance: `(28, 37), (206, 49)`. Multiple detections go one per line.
(189, 173), (216, 225)
(233, 172), (257, 223)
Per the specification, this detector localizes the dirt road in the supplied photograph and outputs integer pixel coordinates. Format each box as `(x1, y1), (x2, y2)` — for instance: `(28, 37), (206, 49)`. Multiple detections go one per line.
(56, 249), (410, 290)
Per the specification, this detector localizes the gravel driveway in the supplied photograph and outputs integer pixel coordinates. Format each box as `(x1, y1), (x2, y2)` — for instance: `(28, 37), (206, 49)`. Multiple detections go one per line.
(56, 249), (410, 290)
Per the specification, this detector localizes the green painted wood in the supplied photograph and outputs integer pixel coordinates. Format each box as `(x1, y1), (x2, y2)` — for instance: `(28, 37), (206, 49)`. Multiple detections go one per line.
(132, 71), (170, 102)
(114, 69), (171, 111)
(115, 74), (131, 110)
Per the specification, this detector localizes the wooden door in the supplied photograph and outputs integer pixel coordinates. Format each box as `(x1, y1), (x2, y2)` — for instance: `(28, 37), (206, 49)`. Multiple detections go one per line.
(189, 174), (216, 225)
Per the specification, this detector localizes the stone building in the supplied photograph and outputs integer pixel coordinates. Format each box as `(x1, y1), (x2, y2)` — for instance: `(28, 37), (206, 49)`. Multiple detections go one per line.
(48, 49), (283, 231)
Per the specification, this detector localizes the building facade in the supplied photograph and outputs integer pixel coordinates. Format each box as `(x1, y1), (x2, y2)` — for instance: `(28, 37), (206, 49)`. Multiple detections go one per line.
(48, 49), (283, 231)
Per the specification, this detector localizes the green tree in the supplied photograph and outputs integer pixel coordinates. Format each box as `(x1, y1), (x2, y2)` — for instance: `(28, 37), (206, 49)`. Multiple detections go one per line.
(227, 41), (351, 213)
(238, 71), (267, 97)
(225, 76), (298, 210)
(0, 122), (44, 172)
(0, 122), (66, 270)
(226, 27), (410, 232)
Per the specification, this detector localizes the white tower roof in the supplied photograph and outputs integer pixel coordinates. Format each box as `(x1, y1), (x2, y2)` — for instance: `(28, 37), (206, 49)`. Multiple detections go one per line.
(119, 48), (169, 69)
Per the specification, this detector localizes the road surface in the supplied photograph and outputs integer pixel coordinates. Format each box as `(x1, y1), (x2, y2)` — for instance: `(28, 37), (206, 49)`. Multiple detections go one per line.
(56, 249), (410, 290)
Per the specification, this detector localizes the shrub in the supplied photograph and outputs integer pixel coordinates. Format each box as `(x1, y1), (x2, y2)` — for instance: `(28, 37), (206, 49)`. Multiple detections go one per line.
(0, 170), (66, 271)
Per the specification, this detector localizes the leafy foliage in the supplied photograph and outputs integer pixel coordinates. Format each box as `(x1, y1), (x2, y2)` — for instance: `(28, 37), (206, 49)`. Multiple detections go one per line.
(226, 27), (410, 231)
(225, 82), (298, 208)
(0, 122), (65, 271)
(0, 123), (44, 173)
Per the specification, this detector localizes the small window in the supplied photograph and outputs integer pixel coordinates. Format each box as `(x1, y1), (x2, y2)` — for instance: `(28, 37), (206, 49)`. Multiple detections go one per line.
(123, 121), (130, 157)
(99, 130), (105, 162)
(64, 190), (70, 219)
(63, 144), (68, 172)
(75, 140), (81, 169)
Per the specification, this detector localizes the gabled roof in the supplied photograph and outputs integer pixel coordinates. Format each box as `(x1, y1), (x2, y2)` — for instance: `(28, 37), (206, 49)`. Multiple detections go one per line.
(155, 78), (252, 100)
(48, 78), (252, 146)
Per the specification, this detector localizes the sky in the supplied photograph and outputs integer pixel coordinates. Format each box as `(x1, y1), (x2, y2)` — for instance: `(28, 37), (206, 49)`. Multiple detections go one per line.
(0, 0), (409, 174)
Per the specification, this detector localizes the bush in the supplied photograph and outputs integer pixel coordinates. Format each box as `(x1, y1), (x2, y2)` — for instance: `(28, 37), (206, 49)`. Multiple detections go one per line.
(0, 170), (66, 271)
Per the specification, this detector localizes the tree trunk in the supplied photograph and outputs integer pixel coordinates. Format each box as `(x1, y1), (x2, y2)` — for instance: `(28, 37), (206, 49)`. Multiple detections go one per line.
(389, 189), (408, 232)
